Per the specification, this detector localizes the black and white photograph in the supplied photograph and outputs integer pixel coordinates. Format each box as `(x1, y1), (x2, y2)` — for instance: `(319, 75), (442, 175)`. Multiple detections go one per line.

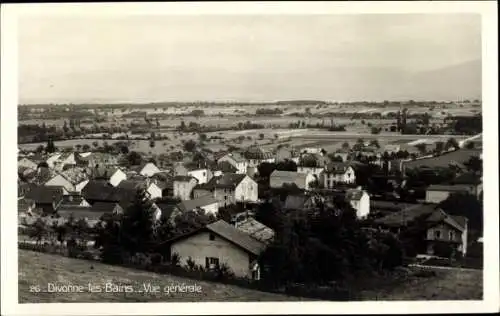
(1, 1), (498, 315)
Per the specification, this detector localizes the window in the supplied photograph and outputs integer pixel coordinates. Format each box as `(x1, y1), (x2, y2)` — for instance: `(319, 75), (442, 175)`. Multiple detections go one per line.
(434, 230), (441, 239)
(209, 233), (215, 241)
(449, 231), (455, 240)
(205, 257), (219, 269)
(203, 172), (206, 176)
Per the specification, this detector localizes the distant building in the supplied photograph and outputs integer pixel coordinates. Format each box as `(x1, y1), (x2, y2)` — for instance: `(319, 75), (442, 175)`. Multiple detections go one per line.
(177, 195), (219, 215)
(217, 153), (248, 174)
(425, 184), (481, 203)
(322, 162), (356, 188)
(25, 185), (65, 214)
(173, 176), (199, 201)
(130, 162), (161, 177)
(44, 167), (90, 194)
(193, 173), (258, 207)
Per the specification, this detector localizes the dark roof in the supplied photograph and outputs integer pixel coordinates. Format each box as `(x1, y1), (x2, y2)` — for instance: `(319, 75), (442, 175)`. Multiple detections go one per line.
(284, 195), (309, 210)
(178, 195), (218, 212)
(217, 161), (238, 173)
(370, 201), (419, 212)
(427, 184), (475, 192)
(169, 220), (266, 256)
(60, 194), (88, 206)
(56, 207), (106, 221)
(197, 173), (246, 190)
(117, 179), (145, 190)
(325, 162), (352, 174)
(173, 175), (197, 182)
(235, 218), (275, 244)
(450, 172), (482, 185)
(82, 180), (136, 203)
(91, 166), (120, 179)
(374, 203), (440, 227)
(90, 202), (121, 213)
(25, 186), (64, 204)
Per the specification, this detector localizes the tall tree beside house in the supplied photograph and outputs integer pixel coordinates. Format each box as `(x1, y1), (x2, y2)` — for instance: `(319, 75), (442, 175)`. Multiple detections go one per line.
(46, 137), (56, 154)
(257, 162), (277, 180)
(183, 140), (197, 153)
(275, 159), (298, 172)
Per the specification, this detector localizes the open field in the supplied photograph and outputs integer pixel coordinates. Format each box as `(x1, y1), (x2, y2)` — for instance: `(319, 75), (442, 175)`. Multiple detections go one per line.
(356, 267), (482, 300)
(18, 250), (307, 303)
(19, 250), (482, 303)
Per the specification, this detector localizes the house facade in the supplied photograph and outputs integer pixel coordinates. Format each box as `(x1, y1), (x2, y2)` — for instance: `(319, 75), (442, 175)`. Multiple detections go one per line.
(270, 170), (316, 191)
(173, 176), (198, 201)
(170, 220), (266, 279)
(322, 164), (356, 188)
(193, 174), (258, 207)
(44, 173), (89, 194)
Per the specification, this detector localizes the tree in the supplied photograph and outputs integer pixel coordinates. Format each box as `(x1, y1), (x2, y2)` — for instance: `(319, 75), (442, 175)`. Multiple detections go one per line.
(369, 139), (380, 149)
(92, 141), (99, 148)
(445, 138), (460, 151)
(35, 145), (45, 153)
(275, 159), (298, 172)
(82, 144), (91, 152)
(371, 127), (382, 135)
(120, 145), (129, 155)
(259, 133), (265, 140)
(435, 141), (445, 154)
(257, 162), (276, 180)
(415, 143), (427, 155)
(439, 192), (483, 231)
(199, 133), (208, 142)
(127, 151), (143, 166)
(342, 142), (350, 150)
(179, 120), (186, 131)
(183, 140), (197, 153)
(29, 218), (48, 245)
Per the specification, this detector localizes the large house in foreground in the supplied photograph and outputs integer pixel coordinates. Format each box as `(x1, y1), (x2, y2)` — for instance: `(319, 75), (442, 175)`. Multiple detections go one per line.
(169, 220), (266, 279)
(374, 203), (468, 257)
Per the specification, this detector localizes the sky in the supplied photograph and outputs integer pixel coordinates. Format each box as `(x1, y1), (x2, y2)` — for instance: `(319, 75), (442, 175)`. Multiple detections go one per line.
(18, 14), (482, 104)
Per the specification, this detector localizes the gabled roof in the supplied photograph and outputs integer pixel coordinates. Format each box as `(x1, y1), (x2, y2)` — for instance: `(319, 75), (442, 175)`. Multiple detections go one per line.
(169, 220), (267, 256)
(217, 161), (238, 173)
(178, 195), (218, 212)
(197, 173), (247, 190)
(173, 175), (197, 182)
(58, 167), (89, 185)
(82, 180), (137, 203)
(325, 162), (353, 174)
(218, 152), (247, 163)
(25, 186), (64, 204)
(116, 179), (146, 191)
(90, 202), (121, 213)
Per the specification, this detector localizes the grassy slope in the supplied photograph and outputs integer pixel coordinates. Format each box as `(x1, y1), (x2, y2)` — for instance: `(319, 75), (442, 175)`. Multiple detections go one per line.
(19, 250), (482, 303)
(18, 250), (306, 303)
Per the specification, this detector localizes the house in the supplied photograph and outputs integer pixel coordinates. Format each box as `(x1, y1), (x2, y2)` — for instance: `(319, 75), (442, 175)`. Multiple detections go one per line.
(297, 153), (330, 177)
(56, 202), (123, 228)
(44, 167), (90, 194)
(282, 194), (319, 211)
(81, 152), (119, 168)
(193, 173), (258, 207)
(269, 170), (316, 191)
(425, 184), (480, 203)
(46, 152), (85, 171)
(58, 194), (91, 208)
(173, 176), (199, 201)
(31, 167), (55, 185)
(301, 147), (325, 156)
(233, 217), (275, 245)
(24, 185), (65, 214)
(216, 161), (238, 174)
(92, 166), (127, 187)
(322, 162), (356, 188)
(374, 204), (468, 257)
(18, 157), (38, 170)
(130, 162), (161, 177)
(82, 180), (137, 205)
(169, 220), (267, 279)
(332, 149), (350, 162)
(275, 148), (300, 164)
(178, 195), (219, 214)
(175, 163), (212, 185)
(345, 188), (370, 219)
(116, 179), (162, 199)
(217, 153), (248, 174)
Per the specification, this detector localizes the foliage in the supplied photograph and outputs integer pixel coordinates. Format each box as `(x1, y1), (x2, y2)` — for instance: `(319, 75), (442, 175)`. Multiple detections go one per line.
(183, 140), (197, 152)
(127, 151), (143, 166)
(444, 138), (460, 151)
(438, 192), (483, 231)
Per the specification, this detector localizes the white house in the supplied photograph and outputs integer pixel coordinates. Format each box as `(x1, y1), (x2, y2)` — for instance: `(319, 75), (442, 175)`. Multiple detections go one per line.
(345, 188), (370, 219)
(18, 157), (38, 170)
(173, 176), (199, 201)
(217, 153), (248, 174)
(297, 166), (324, 177)
(109, 169), (127, 187)
(269, 170), (316, 191)
(322, 163), (356, 188)
(146, 181), (163, 199)
(170, 220), (266, 279)
(187, 168), (211, 184)
(132, 162), (161, 177)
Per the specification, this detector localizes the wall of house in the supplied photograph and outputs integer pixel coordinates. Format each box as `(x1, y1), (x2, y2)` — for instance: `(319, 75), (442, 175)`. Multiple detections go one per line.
(214, 187), (236, 207)
(235, 176), (258, 202)
(425, 190), (451, 203)
(426, 223), (464, 255)
(355, 193), (370, 219)
(188, 169), (209, 184)
(110, 170), (127, 187)
(171, 231), (252, 278)
(45, 175), (75, 193)
(218, 156), (247, 174)
(174, 180), (197, 200)
(270, 176), (304, 190)
(297, 167), (323, 177)
(201, 202), (219, 215)
(148, 184), (163, 199)
(193, 188), (213, 200)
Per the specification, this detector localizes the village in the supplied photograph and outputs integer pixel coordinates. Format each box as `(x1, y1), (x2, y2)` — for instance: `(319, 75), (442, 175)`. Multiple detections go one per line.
(16, 104), (484, 300)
